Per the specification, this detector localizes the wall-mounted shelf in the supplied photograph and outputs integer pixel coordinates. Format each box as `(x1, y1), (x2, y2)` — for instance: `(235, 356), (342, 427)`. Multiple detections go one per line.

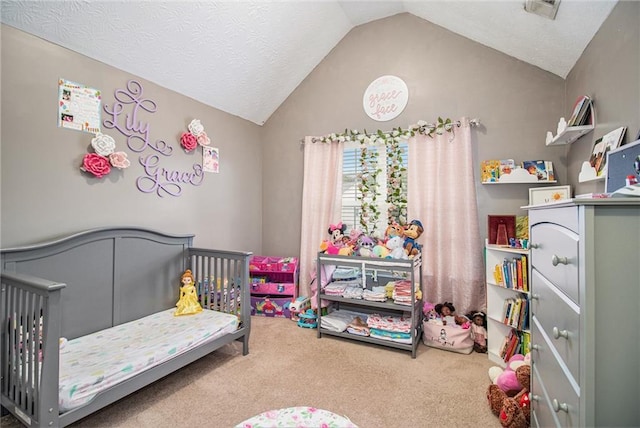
(578, 161), (606, 183)
(546, 123), (595, 146)
(482, 167), (557, 184)
(545, 97), (596, 146)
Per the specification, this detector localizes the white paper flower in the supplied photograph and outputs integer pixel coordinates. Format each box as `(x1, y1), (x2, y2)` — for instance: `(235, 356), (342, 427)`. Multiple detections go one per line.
(91, 133), (116, 156)
(188, 119), (205, 136)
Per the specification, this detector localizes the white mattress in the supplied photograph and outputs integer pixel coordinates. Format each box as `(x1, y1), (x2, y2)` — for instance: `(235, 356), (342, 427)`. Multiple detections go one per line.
(58, 308), (238, 412)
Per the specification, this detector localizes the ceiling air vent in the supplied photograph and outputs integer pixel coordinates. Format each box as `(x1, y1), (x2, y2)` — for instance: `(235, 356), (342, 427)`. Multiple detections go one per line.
(524, 0), (561, 20)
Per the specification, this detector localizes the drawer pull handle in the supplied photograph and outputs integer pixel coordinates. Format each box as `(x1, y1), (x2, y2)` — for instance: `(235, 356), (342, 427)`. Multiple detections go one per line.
(530, 293), (539, 301)
(531, 394), (540, 402)
(552, 327), (569, 339)
(552, 399), (569, 413)
(552, 255), (569, 266)
(531, 344), (540, 351)
(529, 243), (539, 249)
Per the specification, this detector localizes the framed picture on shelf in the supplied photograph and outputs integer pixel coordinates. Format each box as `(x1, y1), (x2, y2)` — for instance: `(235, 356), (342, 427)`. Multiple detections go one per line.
(488, 215), (516, 246)
(528, 185), (571, 206)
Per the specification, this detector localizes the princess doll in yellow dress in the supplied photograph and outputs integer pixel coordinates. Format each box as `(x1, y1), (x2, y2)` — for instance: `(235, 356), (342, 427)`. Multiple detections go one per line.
(175, 269), (203, 316)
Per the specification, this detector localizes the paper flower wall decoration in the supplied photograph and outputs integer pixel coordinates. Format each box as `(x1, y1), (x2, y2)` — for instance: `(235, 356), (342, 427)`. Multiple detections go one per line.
(180, 119), (211, 152)
(80, 132), (130, 178)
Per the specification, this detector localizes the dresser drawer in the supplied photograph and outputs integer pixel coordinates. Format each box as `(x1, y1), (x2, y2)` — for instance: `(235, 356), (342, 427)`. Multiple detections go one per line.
(529, 206), (578, 234)
(531, 317), (580, 427)
(532, 365), (560, 428)
(530, 222), (579, 304)
(531, 270), (580, 382)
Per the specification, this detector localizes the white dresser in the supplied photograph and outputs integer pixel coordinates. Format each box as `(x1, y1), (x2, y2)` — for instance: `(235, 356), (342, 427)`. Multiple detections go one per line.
(526, 199), (640, 427)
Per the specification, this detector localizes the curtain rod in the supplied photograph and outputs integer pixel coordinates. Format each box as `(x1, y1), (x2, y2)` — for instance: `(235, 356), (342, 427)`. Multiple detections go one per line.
(300, 118), (481, 145)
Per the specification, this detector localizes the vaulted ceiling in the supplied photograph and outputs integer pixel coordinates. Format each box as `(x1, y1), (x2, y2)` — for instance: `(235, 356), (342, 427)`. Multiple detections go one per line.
(1, 1), (618, 125)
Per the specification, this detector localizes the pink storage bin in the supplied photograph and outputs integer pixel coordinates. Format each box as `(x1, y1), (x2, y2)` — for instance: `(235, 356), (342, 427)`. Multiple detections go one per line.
(277, 258), (298, 272)
(250, 282), (296, 295)
(250, 296), (292, 318)
(249, 256), (282, 272)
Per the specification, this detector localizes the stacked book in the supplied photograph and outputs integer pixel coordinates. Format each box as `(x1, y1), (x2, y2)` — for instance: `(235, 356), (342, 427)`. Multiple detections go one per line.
(567, 95), (593, 127)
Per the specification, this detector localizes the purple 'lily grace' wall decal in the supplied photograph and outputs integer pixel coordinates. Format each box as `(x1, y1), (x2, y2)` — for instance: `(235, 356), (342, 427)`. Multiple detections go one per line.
(102, 80), (204, 197)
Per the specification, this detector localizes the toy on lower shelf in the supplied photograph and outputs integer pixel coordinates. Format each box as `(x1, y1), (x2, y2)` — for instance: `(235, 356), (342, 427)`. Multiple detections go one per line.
(297, 309), (318, 329)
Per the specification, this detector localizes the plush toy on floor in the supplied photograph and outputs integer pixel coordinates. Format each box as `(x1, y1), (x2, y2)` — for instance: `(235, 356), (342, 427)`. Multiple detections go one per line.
(487, 364), (531, 428)
(488, 354), (529, 397)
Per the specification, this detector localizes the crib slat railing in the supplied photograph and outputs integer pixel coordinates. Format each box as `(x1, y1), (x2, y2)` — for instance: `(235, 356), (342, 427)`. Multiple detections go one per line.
(1, 271), (64, 428)
(188, 249), (251, 326)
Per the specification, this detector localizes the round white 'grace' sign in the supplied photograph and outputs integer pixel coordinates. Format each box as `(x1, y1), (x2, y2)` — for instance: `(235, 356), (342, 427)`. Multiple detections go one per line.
(362, 75), (409, 122)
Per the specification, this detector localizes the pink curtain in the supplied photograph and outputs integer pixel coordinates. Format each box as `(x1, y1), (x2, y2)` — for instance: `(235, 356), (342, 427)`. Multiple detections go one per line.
(298, 136), (343, 299)
(407, 117), (485, 314)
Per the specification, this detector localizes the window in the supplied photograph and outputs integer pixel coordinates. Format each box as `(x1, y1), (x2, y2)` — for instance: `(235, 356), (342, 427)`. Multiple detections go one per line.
(341, 140), (408, 236)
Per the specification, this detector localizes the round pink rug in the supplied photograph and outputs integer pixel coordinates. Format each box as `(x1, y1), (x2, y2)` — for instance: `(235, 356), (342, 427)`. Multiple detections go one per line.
(235, 406), (358, 428)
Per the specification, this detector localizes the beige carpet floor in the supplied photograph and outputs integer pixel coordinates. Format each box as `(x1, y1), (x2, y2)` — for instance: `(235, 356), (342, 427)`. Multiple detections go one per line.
(1, 316), (501, 428)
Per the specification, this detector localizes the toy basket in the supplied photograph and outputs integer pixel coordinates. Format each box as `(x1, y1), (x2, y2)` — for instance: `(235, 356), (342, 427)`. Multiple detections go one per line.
(422, 321), (473, 354)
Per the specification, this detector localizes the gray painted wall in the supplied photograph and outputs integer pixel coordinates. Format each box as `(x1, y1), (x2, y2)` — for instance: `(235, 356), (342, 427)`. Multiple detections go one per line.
(566, 0), (640, 196)
(262, 12), (567, 258)
(0, 25), (263, 251)
(2, 2), (638, 262)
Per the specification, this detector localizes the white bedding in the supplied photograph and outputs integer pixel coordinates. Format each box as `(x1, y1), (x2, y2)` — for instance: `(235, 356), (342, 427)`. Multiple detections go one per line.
(58, 308), (238, 412)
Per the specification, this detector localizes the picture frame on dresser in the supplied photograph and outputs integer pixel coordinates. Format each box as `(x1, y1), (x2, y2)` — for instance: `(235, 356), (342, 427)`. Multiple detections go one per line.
(528, 185), (571, 206)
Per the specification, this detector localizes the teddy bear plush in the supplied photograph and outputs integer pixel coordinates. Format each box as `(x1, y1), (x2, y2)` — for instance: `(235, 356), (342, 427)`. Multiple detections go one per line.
(487, 364), (531, 428)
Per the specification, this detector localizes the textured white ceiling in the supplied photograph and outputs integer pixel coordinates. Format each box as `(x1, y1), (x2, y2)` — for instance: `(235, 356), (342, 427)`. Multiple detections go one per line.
(1, 0), (618, 125)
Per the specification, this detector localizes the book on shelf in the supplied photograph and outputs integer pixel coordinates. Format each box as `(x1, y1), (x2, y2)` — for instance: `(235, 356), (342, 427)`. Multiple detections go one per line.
(521, 160), (548, 181)
(521, 255), (528, 292)
(502, 330), (521, 362)
(521, 331), (531, 355)
(516, 258), (523, 290)
(481, 159), (500, 183)
(596, 127), (627, 177)
(515, 216), (529, 239)
(567, 95), (591, 127)
(499, 159), (516, 177)
(545, 161), (555, 181)
(575, 96), (593, 126)
(503, 298), (514, 324)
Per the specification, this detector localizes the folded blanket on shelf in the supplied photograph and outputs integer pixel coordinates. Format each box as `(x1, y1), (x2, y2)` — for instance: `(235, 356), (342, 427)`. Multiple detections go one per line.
(346, 316), (370, 336)
(320, 310), (366, 332)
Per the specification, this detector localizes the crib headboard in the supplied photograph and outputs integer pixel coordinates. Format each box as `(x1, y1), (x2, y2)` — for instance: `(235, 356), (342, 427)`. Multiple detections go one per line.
(1, 227), (193, 339)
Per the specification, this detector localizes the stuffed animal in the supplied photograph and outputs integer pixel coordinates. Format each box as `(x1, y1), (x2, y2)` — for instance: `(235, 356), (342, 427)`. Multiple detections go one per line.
(328, 222), (347, 246)
(385, 222), (404, 241)
(386, 236), (407, 259)
(487, 364), (531, 427)
(403, 219), (423, 257)
(357, 235), (375, 257)
(372, 243), (389, 258)
(488, 354), (529, 396)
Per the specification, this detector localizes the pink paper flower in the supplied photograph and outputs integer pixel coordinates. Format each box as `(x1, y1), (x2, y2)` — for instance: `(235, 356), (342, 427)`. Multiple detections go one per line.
(81, 153), (111, 178)
(109, 151), (131, 169)
(180, 132), (198, 152)
(197, 131), (211, 147)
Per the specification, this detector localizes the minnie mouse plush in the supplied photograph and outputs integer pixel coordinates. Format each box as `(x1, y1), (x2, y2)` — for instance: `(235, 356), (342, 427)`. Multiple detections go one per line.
(328, 222), (347, 246)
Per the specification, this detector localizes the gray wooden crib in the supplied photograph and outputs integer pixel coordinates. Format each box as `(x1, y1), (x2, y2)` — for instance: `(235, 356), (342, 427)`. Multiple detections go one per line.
(0, 227), (252, 427)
